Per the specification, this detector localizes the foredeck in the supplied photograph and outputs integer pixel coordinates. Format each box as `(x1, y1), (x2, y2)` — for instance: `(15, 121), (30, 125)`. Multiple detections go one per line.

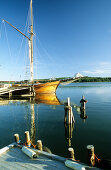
(0, 143), (101, 170)
(0, 144), (69, 170)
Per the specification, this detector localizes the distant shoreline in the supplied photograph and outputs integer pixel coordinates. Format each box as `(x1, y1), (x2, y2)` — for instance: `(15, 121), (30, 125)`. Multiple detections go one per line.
(75, 77), (111, 82)
(1, 77), (111, 84)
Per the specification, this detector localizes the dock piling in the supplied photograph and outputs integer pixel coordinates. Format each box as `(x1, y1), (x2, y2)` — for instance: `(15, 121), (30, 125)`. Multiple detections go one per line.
(9, 91), (12, 99)
(30, 85), (35, 97)
(64, 97), (75, 124)
(25, 131), (31, 147)
(68, 147), (75, 160)
(14, 134), (20, 144)
(37, 140), (43, 151)
(87, 145), (95, 166)
(80, 96), (87, 111)
(67, 97), (70, 106)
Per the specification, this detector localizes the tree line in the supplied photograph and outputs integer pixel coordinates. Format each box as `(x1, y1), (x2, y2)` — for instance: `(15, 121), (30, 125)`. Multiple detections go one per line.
(76, 77), (111, 82)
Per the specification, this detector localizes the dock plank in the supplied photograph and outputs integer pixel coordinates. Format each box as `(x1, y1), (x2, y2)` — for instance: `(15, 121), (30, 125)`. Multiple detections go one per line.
(0, 147), (70, 170)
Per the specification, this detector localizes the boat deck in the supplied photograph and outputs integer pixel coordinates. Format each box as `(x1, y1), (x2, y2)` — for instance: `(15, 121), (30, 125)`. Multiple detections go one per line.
(0, 143), (100, 170)
(0, 144), (69, 170)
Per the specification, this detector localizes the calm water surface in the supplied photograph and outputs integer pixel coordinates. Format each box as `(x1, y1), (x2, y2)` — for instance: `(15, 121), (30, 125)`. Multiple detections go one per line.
(0, 82), (111, 163)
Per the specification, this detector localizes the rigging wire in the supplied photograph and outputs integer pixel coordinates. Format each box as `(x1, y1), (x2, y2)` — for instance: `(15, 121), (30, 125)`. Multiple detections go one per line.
(34, 35), (56, 79)
(3, 22), (13, 64)
(0, 21), (3, 39)
(32, 8), (57, 79)
(3, 3), (31, 82)
(12, 5), (31, 81)
(37, 37), (56, 62)
(33, 36), (38, 80)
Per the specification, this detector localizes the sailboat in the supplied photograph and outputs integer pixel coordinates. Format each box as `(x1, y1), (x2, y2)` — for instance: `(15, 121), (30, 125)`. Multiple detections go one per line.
(3, 0), (83, 95)
(3, 0), (60, 94)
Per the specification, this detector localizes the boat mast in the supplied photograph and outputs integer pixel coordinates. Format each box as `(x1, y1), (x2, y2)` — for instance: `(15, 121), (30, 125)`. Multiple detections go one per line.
(29, 0), (34, 83)
(3, 0), (34, 84)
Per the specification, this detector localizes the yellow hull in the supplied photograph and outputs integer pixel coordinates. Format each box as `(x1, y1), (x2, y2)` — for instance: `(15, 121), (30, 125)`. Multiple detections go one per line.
(34, 81), (60, 94)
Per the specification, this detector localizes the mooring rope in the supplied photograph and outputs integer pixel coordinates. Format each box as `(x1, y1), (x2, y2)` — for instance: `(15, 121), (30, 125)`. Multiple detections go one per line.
(94, 154), (101, 163)
(24, 140), (37, 148)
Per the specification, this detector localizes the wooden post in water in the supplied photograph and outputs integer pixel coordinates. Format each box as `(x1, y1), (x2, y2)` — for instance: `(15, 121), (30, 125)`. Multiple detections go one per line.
(37, 140), (43, 151)
(67, 97), (70, 106)
(64, 97), (75, 124)
(64, 98), (75, 147)
(30, 85), (35, 97)
(14, 134), (20, 143)
(25, 131), (31, 147)
(68, 147), (75, 160)
(9, 91), (12, 99)
(87, 145), (95, 166)
(80, 96), (87, 111)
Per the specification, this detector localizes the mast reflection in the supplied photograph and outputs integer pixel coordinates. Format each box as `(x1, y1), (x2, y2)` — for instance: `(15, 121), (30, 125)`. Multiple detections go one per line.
(30, 103), (36, 144)
(29, 93), (61, 144)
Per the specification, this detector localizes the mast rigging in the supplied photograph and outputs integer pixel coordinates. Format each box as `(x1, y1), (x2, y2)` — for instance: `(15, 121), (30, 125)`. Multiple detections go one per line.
(2, 0), (34, 83)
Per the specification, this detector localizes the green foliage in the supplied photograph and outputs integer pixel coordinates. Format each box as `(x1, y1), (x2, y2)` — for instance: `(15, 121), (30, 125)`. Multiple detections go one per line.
(76, 77), (111, 82)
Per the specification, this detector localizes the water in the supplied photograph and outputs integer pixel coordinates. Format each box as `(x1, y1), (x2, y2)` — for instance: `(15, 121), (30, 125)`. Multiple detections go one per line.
(0, 82), (111, 164)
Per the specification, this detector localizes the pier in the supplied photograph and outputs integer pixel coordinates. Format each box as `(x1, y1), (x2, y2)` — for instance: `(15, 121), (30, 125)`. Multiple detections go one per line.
(0, 85), (35, 98)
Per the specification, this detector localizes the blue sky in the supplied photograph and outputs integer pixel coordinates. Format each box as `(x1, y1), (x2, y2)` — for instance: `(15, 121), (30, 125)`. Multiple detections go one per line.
(1, 0), (111, 81)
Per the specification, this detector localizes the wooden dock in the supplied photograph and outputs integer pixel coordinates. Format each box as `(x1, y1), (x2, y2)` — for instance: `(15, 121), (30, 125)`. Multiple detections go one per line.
(0, 143), (100, 170)
(0, 86), (35, 98)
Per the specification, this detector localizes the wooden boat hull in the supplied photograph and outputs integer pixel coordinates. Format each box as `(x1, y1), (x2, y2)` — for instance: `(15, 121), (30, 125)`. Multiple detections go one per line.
(34, 81), (60, 94)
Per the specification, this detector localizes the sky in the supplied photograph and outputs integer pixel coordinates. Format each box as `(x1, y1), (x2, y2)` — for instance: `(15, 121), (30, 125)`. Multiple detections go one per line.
(1, 0), (111, 81)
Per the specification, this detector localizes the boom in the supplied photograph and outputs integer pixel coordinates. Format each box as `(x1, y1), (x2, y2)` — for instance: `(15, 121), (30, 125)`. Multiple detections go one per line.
(3, 19), (30, 40)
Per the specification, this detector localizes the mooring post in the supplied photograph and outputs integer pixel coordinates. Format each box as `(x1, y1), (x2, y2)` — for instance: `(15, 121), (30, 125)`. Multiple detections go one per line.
(67, 97), (70, 106)
(37, 140), (43, 151)
(64, 97), (75, 124)
(87, 145), (95, 166)
(30, 85), (35, 97)
(9, 91), (12, 99)
(14, 134), (20, 144)
(25, 131), (31, 147)
(80, 96), (87, 111)
(68, 147), (75, 160)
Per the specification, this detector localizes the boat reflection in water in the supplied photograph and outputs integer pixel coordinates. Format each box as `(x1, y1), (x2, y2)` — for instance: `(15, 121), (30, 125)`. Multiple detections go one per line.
(0, 92), (61, 145)
(34, 93), (61, 105)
